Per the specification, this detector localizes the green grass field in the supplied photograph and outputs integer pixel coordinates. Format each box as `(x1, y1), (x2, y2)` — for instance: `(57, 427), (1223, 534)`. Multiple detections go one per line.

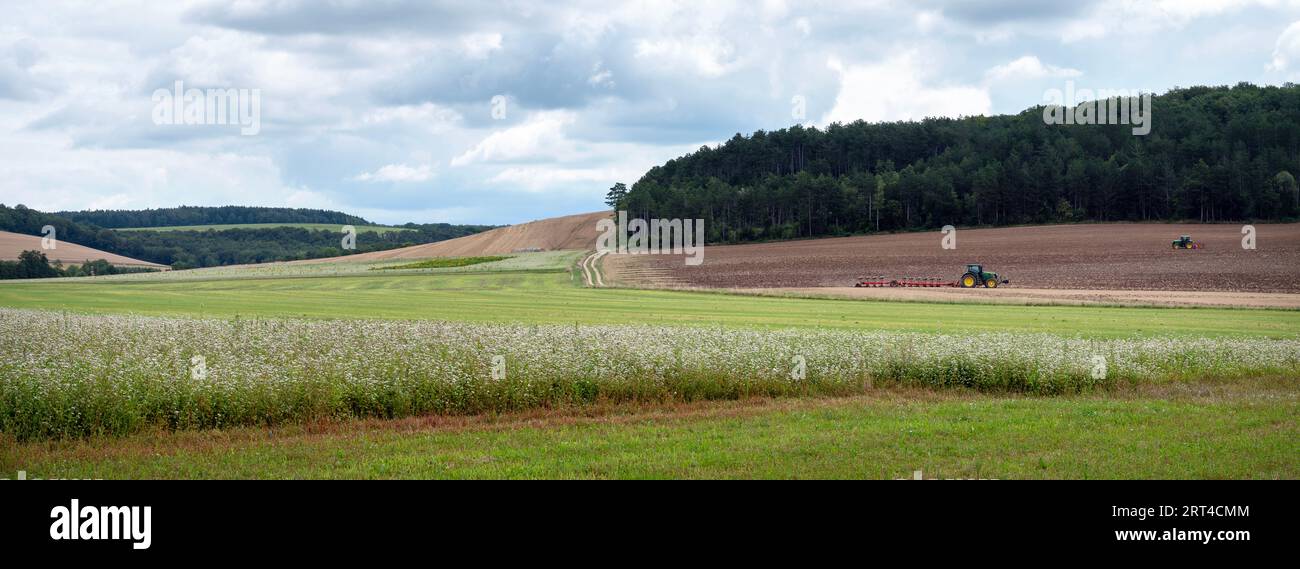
(49, 250), (583, 283)
(373, 256), (511, 270)
(4, 378), (1294, 479)
(0, 269), (1296, 337)
(1, 251), (1297, 478)
(114, 223), (413, 233)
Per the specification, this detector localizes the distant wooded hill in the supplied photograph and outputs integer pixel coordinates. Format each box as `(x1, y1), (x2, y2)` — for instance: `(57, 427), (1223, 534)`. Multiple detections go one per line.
(55, 205), (373, 229)
(612, 83), (1300, 243)
(0, 205), (494, 269)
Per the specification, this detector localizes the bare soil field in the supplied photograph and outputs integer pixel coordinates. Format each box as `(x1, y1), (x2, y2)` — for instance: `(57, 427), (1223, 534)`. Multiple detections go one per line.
(729, 286), (1300, 309)
(0, 230), (167, 268)
(306, 211), (609, 263)
(625, 223), (1300, 293)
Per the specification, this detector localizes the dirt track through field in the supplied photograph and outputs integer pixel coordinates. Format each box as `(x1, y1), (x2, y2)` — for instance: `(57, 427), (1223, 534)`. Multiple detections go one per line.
(579, 250), (607, 287)
(623, 223), (1300, 294)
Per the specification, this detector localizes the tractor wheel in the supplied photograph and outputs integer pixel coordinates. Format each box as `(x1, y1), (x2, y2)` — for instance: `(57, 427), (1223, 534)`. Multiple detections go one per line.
(960, 274), (976, 288)
(985, 278), (998, 288)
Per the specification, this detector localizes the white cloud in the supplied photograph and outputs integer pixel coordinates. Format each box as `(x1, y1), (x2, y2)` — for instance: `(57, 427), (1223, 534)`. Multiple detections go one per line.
(350, 163), (435, 183)
(1061, 0), (1279, 43)
(479, 139), (704, 194)
(283, 188), (339, 208)
(347, 103), (462, 132)
(1269, 20), (1300, 71)
(634, 36), (742, 78)
(0, 136), (312, 213)
(350, 206), (483, 225)
(489, 166), (629, 193)
(460, 32), (502, 59)
(166, 30), (341, 97)
(915, 10), (942, 34)
(794, 17), (812, 36)
(986, 55), (1083, 82)
(1148, 0), (1265, 20)
(759, 0), (790, 21)
(451, 111), (577, 166)
(587, 61), (614, 88)
(820, 52), (991, 124)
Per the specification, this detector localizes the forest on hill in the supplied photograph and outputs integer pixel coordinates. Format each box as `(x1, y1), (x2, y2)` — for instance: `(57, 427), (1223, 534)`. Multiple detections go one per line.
(55, 205), (373, 229)
(609, 83), (1300, 243)
(0, 205), (493, 269)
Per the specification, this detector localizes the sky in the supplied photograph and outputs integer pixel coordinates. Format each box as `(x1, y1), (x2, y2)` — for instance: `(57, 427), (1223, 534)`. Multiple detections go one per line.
(3, 0), (1300, 225)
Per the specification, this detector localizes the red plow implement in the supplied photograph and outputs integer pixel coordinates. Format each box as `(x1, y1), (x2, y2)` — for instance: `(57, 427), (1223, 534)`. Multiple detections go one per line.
(854, 276), (955, 288)
(855, 265), (1009, 289)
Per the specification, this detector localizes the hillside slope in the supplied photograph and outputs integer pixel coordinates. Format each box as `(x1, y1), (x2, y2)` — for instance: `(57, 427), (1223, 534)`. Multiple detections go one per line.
(0, 230), (167, 268)
(317, 211), (609, 262)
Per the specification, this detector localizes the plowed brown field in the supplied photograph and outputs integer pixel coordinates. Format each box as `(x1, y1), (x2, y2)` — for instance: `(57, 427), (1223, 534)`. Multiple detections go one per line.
(302, 211), (609, 263)
(626, 223), (1300, 293)
(728, 287), (1300, 309)
(0, 230), (167, 268)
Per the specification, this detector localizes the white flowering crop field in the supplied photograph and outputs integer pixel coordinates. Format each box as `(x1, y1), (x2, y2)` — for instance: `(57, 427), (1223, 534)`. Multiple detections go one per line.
(3, 308), (1296, 440)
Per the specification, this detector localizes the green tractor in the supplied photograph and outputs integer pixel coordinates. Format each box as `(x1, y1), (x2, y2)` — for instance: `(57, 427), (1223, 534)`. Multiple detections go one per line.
(958, 264), (1008, 288)
(1171, 235), (1203, 249)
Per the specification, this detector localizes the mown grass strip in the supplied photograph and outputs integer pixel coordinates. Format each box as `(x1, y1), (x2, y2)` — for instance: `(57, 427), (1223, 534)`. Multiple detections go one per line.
(370, 256), (510, 270)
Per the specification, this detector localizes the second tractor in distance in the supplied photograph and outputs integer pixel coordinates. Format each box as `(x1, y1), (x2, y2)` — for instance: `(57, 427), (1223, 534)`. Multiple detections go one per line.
(1172, 235), (1204, 249)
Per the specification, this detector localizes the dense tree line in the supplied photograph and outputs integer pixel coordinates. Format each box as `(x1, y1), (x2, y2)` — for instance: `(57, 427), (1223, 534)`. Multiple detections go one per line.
(0, 250), (158, 280)
(111, 225), (492, 269)
(54, 205), (374, 228)
(0, 250), (61, 279)
(612, 83), (1300, 243)
(0, 205), (494, 269)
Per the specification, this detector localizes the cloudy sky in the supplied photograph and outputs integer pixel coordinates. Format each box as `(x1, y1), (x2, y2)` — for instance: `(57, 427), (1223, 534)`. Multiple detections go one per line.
(3, 0), (1300, 225)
